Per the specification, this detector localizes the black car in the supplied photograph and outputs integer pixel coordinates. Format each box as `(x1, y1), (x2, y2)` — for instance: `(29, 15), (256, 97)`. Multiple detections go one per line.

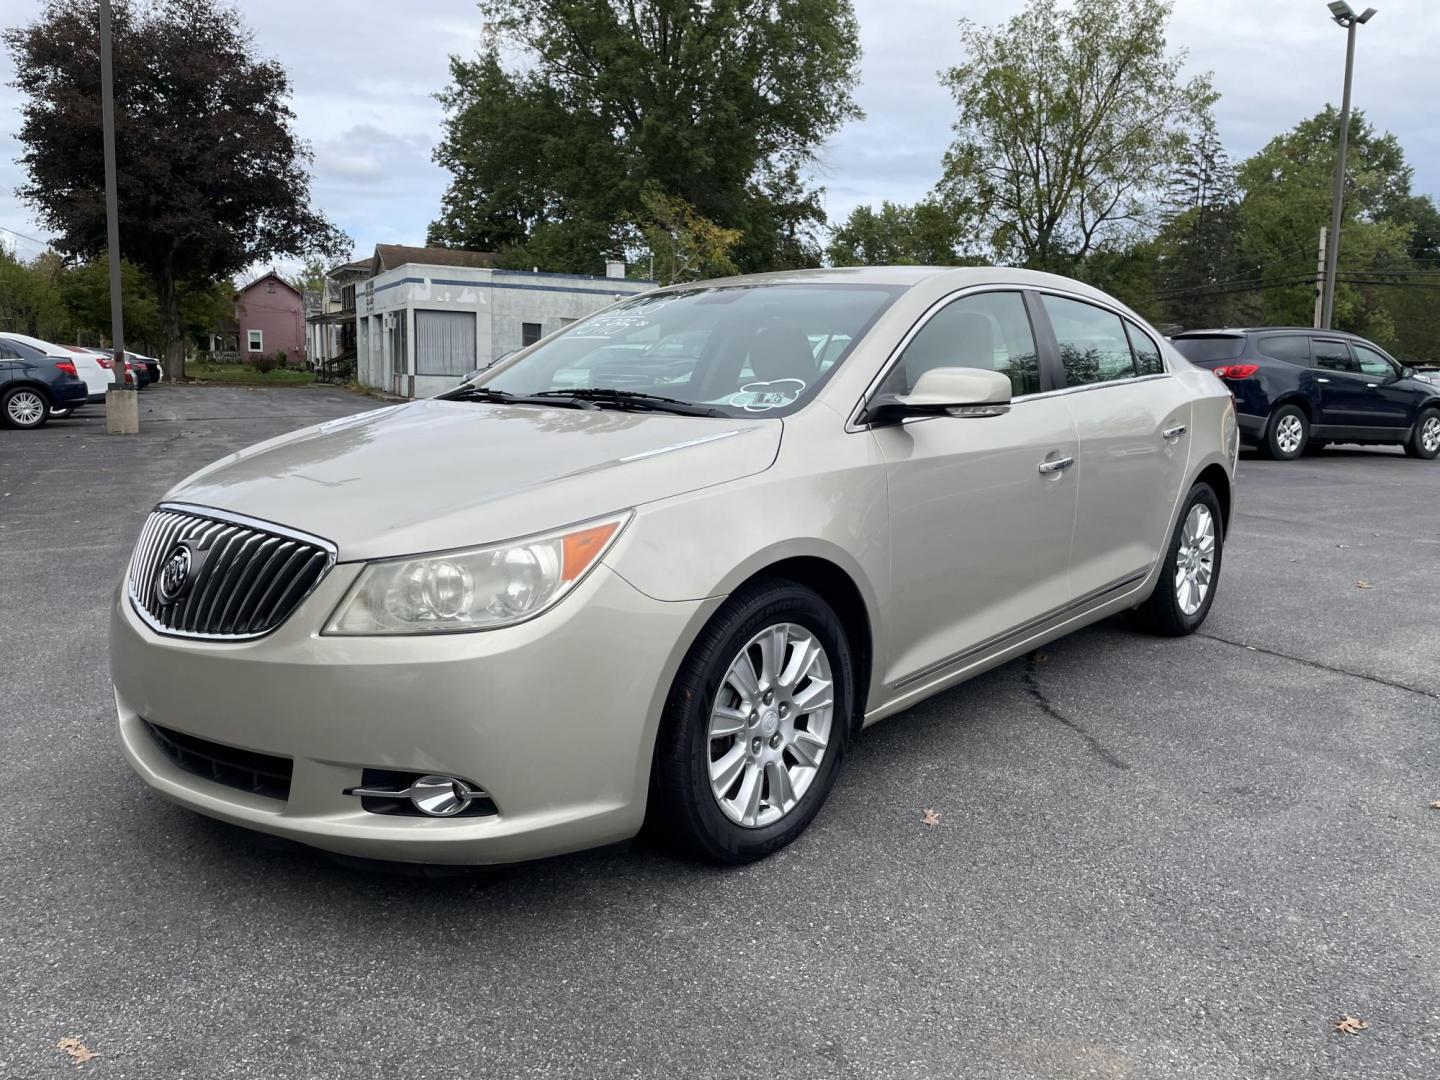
(0, 337), (89, 429)
(1171, 328), (1440, 461)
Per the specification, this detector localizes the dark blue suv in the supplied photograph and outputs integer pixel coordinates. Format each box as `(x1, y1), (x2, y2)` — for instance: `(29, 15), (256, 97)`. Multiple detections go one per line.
(0, 337), (89, 429)
(1171, 328), (1440, 461)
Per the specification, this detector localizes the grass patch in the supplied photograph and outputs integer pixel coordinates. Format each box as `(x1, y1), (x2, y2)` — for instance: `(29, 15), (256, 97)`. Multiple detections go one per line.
(181, 362), (314, 386)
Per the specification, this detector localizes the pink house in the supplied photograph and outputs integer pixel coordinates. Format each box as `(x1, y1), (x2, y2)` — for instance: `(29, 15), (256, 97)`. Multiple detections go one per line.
(235, 271), (306, 364)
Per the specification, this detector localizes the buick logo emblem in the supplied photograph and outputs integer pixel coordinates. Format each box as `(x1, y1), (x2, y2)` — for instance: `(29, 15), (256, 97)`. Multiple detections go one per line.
(155, 543), (195, 606)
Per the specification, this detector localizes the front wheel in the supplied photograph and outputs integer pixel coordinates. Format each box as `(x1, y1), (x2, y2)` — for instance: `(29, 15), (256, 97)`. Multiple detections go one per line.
(1261, 404), (1307, 460)
(1404, 409), (1440, 460)
(652, 579), (854, 864)
(1132, 483), (1224, 637)
(1, 387), (50, 429)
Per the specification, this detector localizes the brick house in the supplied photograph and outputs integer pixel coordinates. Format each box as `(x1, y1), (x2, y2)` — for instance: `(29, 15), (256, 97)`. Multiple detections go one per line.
(234, 271), (306, 365)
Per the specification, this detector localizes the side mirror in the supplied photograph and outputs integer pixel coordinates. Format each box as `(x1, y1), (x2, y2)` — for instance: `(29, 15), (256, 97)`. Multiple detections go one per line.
(866, 367), (1013, 425)
(1401, 365), (1416, 379)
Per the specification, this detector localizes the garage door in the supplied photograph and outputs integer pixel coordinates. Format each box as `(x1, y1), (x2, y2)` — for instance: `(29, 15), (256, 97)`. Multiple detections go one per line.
(415, 310), (477, 377)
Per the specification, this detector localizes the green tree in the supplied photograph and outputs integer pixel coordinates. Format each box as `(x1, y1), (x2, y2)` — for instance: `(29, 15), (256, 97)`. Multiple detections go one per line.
(631, 188), (743, 285)
(1234, 108), (1418, 344)
(428, 0), (863, 274)
(938, 0), (1214, 269)
(0, 247), (68, 339)
(1150, 121), (1243, 329)
(287, 255), (329, 296)
(826, 200), (973, 266)
(5, 0), (348, 377)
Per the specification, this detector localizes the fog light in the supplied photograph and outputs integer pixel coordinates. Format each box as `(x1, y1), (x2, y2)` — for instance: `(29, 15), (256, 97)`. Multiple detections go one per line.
(346, 773), (490, 817)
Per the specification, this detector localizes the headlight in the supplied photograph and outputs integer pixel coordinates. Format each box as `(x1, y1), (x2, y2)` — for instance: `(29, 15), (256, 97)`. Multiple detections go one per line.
(324, 512), (631, 635)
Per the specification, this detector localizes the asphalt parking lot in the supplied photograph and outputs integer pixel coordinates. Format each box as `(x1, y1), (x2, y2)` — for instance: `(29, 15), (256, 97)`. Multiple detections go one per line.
(2, 385), (1437, 1079)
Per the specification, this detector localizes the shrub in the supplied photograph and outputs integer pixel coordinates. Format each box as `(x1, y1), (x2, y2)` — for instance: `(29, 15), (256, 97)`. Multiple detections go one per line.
(274, 348), (288, 369)
(251, 351), (276, 374)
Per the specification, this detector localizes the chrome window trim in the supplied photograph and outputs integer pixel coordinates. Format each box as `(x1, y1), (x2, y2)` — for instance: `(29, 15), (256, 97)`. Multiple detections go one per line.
(126, 502), (338, 642)
(846, 283), (1174, 431)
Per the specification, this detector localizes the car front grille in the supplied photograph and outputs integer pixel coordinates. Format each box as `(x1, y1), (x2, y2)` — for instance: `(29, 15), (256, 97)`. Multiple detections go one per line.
(144, 721), (293, 802)
(128, 504), (335, 640)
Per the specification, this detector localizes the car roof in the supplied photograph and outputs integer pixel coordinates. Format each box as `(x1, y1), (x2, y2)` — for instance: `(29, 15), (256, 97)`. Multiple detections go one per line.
(647, 265), (1126, 306)
(1175, 326), (1368, 339)
(0, 331), (70, 357)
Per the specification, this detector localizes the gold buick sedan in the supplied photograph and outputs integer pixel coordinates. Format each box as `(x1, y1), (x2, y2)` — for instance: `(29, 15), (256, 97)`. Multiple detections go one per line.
(112, 267), (1238, 866)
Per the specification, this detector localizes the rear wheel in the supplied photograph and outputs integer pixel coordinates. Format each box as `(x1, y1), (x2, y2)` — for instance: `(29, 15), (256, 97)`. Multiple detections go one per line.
(653, 579), (853, 864)
(1132, 483), (1224, 637)
(1, 387), (50, 429)
(1404, 409), (1440, 460)
(1261, 404), (1307, 460)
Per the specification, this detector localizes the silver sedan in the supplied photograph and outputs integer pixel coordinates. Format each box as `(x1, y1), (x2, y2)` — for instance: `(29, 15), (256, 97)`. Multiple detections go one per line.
(111, 266), (1238, 866)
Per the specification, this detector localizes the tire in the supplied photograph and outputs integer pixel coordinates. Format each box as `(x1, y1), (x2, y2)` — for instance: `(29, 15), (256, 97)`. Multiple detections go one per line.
(652, 578), (854, 864)
(1403, 409), (1440, 460)
(1, 386), (50, 429)
(1260, 404), (1307, 460)
(1132, 482), (1224, 637)
(49, 407), (73, 419)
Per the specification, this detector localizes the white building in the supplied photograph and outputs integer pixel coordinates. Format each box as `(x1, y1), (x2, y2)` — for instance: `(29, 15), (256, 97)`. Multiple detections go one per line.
(351, 245), (654, 399)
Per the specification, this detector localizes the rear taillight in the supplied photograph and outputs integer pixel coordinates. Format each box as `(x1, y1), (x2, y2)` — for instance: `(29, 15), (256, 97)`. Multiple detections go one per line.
(55, 360), (78, 377)
(96, 357), (112, 369)
(1213, 363), (1259, 380)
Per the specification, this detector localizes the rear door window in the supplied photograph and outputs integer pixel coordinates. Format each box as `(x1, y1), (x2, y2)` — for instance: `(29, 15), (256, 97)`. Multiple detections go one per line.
(1040, 295), (1137, 386)
(1125, 322), (1165, 376)
(1257, 335), (1311, 364)
(1313, 340), (1357, 373)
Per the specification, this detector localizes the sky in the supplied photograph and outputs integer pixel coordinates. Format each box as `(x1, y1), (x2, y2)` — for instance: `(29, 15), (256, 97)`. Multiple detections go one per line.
(0, 0), (1437, 272)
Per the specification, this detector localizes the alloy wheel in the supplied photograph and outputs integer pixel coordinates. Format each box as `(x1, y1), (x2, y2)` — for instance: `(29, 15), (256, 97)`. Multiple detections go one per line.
(6, 390), (46, 427)
(1275, 413), (1304, 454)
(1423, 416), (1440, 455)
(707, 622), (834, 828)
(1175, 503), (1216, 616)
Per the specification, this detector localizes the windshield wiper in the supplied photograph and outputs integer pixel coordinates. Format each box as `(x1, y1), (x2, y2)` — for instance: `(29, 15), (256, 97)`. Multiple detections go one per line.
(446, 385), (599, 409)
(531, 388), (728, 417)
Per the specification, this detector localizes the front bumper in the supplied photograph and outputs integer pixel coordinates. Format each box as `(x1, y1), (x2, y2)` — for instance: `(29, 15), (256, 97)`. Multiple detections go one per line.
(112, 562), (716, 865)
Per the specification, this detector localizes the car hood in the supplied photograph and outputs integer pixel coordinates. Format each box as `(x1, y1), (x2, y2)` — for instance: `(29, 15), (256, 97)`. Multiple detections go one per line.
(164, 399), (781, 560)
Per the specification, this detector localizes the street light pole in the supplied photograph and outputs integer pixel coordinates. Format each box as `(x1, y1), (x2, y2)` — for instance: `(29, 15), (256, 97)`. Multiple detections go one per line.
(100, 0), (138, 433)
(1319, 1), (1377, 331)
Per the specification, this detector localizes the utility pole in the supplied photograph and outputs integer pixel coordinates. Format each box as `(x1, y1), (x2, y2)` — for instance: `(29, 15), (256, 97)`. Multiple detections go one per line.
(1312, 226), (1327, 328)
(100, 0), (138, 434)
(1319, 2), (1378, 330)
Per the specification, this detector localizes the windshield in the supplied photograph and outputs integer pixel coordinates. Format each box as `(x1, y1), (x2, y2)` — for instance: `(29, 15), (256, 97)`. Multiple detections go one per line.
(1171, 335), (1245, 364)
(469, 283), (902, 418)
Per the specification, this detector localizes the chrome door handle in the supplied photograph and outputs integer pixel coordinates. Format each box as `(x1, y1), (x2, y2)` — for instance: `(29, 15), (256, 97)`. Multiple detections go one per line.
(1366, 383), (1378, 389)
(1163, 424), (1187, 439)
(1317, 377), (1331, 384)
(1038, 456), (1075, 474)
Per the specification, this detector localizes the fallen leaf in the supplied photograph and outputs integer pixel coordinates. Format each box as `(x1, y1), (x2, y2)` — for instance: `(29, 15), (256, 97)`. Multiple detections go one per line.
(1354, 581), (1373, 589)
(922, 808), (941, 827)
(1429, 800), (1440, 810)
(56, 1037), (100, 1065)
(1032, 651), (1048, 663)
(1333, 1015), (1369, 1035)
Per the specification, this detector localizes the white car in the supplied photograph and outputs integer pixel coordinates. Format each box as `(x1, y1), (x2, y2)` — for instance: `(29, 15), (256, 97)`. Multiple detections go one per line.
(0, 334), (111, 409)
(63, 345), (127, 398)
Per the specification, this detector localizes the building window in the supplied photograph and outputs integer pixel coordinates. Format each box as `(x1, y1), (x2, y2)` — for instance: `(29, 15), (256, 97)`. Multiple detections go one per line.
(522, 322), (543, 347)
(415, 310), (478, 376)
(248, 330), (263, 353)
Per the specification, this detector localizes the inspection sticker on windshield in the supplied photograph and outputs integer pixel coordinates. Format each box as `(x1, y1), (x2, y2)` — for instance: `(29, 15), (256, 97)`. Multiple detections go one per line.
(728, 378), (806, 411)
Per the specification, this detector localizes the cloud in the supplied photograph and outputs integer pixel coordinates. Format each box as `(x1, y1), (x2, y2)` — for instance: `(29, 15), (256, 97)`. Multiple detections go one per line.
(1, 0), (1437, 264)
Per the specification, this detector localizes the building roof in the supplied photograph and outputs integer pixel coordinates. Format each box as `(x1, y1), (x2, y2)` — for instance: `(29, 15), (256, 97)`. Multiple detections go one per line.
(372, 244), (498, 274)
(327, 257), (373, 279)
(237, 270), (301, 298)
